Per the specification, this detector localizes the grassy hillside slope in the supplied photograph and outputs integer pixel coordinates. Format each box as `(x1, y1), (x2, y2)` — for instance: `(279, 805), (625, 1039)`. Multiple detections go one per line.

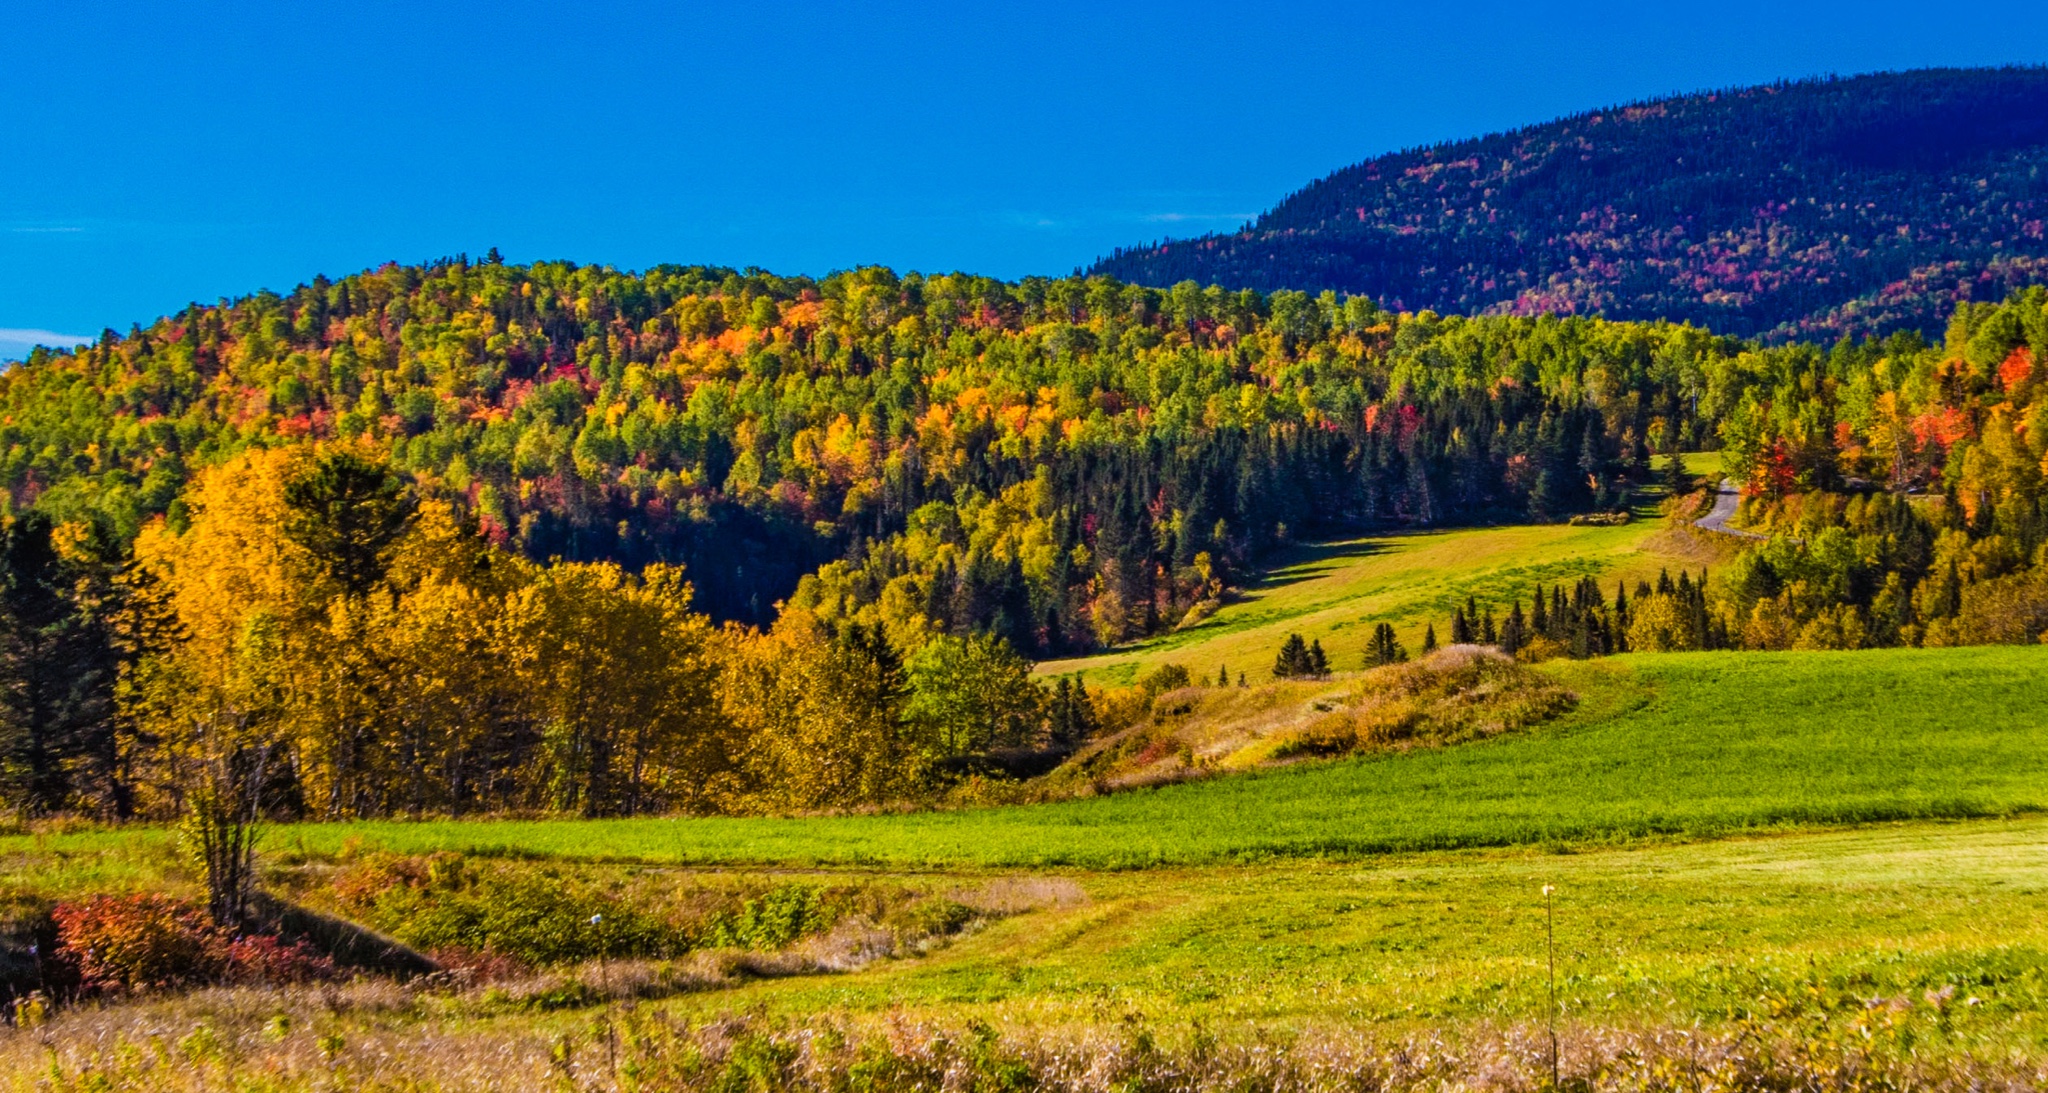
(1045, 457), (1725, 686)
(16, 643), (2039, 870)
(1040, 519), (1722, 686)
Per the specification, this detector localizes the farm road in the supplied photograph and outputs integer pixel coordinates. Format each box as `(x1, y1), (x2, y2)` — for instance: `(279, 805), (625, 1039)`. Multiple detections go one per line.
(1695, 481), (1766, 541)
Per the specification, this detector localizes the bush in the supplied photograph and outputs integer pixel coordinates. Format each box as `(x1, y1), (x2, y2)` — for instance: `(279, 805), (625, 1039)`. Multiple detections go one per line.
(50, 894), (339, 995)
(705, 884), (827, 951)
(330, 850), (466, 910)
(334, 854), (682, 966)
(885, 897), (975, 943)
(1136, 663), (1192, 694)
(52, 894), (227, 995)
(223, 934), (338, 985)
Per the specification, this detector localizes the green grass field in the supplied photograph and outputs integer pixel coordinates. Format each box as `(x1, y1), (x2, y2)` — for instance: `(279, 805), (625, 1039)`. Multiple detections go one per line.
(11, 814), (2048, 1088)
(660, 817), (2048, 1033)
(13, 644), (2042, 874)
(1040, 522), (1711, 687)
(1043, 458), (1728, 686)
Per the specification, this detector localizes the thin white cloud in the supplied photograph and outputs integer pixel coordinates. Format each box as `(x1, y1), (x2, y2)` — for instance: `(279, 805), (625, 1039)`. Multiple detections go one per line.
(0, 328), (96, 357)
(1141, 212), (1254, 224)
(996, 211), (1072, 231)
(8, 226), (84, 234)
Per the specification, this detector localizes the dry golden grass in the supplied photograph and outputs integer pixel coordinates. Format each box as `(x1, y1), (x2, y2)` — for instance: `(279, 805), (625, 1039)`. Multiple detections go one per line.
(1034, 647), (1573, 794)
(8, 984), (2044, 1092)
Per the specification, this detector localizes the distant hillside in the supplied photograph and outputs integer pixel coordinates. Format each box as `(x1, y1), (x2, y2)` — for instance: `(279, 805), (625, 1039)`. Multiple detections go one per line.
(0, 261), (1735, 633)
(6, 256), (2044, 651)
(1091, 68), (2048, 341)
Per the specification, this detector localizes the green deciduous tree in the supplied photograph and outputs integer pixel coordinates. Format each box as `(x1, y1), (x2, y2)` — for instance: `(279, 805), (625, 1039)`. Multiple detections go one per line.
(904, 633), (1046, 757)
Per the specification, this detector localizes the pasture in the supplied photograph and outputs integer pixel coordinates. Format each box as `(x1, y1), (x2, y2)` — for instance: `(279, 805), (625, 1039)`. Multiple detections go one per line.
(1042, 453), (1728, 686)
(7, 636), (2048, 1089)
(667, 816), (2048, 1034)
(11, 644), (2045, 874)
(8, 812), (2048, 1089)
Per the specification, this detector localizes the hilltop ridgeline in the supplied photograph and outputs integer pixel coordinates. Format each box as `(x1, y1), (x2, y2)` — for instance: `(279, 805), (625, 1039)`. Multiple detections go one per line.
(3, 261), (1728, 640)
(1092, 67), (2048, 341)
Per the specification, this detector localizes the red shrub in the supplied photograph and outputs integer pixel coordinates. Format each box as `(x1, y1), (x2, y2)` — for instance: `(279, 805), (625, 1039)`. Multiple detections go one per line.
(330, 851), (463, 913)
(51, 894), (227, 995)
(427, 946), (528, 982)
(51, 894), (340, 995)
(225, 935), (339, 985)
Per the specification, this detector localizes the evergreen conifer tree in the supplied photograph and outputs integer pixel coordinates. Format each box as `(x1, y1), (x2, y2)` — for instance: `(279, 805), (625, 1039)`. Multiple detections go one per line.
(1273, 633), (1310, 678)
(0, 513), (120, 816)
(1664, 453), (1692, 498)
(1365, 622), (1408, 667)
(1046, 675), (1099, 750)
(1613, 580), (1631, 651)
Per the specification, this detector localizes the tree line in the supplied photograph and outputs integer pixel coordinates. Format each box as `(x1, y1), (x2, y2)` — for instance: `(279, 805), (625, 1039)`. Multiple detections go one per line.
(0, 449), (1059, 820)
(4, 259), (1741, 657)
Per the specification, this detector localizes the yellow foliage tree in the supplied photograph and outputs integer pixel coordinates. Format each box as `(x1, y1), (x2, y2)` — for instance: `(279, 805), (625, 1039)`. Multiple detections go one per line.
(500, 561), (721, 816)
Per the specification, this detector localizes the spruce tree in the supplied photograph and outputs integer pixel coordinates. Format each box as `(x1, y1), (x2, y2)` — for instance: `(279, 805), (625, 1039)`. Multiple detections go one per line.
(1613, 581), (1631, 652)
(0, 513), (120, 816)
(1365, 622), (1408, 667)
(1664, 452), (1692, 498)
(1500, 603), (1526, 656)
(1274, 633), (1310, 678)
(1308, 640), (1329, 678)
(1047, 676), (1099, 750)
(1421, 623), (1438, 655)
(280, 450), (417, 599)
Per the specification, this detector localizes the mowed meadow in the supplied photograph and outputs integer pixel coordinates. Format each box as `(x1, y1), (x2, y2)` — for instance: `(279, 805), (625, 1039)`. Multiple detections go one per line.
(647, 818), (2048, 1032)
(12, 642), (2044, 872)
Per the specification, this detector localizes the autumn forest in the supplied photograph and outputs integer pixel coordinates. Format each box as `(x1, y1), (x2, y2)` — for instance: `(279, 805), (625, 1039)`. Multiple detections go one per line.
(3, 256), (2048, 823)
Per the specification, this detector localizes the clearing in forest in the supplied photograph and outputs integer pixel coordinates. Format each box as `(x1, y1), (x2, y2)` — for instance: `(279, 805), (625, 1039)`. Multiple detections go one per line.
(1043, 453), (1729, 686)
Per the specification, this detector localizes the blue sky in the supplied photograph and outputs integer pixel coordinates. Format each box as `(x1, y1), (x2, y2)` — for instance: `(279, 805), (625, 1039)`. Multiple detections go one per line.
(4, 1), (2047, 359)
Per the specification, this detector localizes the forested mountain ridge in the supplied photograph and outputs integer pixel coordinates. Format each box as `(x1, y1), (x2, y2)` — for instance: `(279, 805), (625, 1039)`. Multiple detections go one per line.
(4, 257), (2045, 667)
(0, 258), (1740, 645)
(1091, 68), (2048, 342)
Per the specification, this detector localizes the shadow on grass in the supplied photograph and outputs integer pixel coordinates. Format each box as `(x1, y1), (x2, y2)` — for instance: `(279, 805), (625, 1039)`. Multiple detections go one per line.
(1242, 536), (1393, 594)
